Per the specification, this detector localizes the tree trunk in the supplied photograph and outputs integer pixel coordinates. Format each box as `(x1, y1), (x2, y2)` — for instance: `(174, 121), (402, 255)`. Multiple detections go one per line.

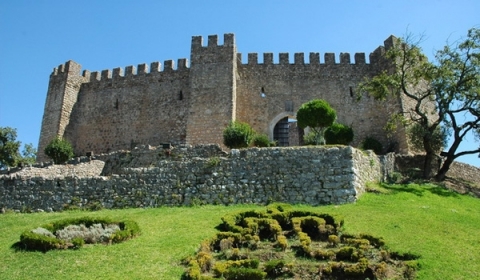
(435, 156), (454, 181)
(435, 137), (462, 181)
(422, 134), (438, 179)
(423, 151), (437, 179)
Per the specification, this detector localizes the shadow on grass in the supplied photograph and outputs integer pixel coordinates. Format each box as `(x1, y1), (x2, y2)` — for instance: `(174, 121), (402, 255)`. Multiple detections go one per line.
(11, 241), (29, 252)
(381, 183), (460, 198)
(10, 241), (49, 253)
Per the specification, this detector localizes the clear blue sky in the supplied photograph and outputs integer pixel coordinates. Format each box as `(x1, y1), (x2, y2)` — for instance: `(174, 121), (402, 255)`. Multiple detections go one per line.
(1, 0), (479, 167)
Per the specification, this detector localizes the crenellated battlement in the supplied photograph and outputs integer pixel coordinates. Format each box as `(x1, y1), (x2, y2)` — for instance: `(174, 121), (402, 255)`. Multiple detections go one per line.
(51, 60), (82, 76)
(39, 33), (413, 163)
(239, 51), (370, 65)
(52, 58), (190, 83)
(192, 33), (235, 48)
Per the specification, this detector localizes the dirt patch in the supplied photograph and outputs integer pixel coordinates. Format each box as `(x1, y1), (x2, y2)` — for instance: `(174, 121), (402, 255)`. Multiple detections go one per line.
(442, 176), (480, 198)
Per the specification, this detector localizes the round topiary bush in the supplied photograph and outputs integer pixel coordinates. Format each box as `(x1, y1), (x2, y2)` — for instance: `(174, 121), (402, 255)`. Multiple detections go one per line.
(19, 217), (140, 251)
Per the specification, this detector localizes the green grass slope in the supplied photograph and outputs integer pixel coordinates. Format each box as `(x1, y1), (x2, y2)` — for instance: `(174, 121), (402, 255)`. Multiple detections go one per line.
(0, 183), (479, 279)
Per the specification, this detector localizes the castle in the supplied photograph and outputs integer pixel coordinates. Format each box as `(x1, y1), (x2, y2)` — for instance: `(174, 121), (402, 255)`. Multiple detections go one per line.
(37, 33), (411, 161)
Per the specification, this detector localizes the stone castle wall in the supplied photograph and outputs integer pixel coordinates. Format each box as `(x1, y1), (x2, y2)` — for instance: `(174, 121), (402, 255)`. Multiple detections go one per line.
(0, 146), (388, 212)
(234, 50), (401, 150)
(37, 34), (409, 161)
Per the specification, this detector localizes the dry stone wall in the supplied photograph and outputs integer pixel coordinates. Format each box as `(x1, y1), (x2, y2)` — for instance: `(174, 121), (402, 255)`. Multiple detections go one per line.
(0, 145), (386, 212)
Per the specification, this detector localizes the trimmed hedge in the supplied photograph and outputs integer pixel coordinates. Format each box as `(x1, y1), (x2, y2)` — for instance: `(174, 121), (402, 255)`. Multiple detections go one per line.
(19, 217), (140, 251)
(183, 203), (420, 279)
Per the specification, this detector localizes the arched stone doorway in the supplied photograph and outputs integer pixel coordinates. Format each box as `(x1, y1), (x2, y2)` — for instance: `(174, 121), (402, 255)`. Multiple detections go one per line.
(269, 113), (303, 147)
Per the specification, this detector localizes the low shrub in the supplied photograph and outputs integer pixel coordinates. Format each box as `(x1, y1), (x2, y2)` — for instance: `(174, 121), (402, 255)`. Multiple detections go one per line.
(19, 217), (140, 251)
(336, 246), (356, 261)
(19, 230), (66, 251)
(182, 204), (418, 279)
(223, 267), (266, 280)
(325, 123), (354, 145)
(344, 257), (369, 276)
(264, 259), (293, 278)
(44, 137), (74, 164)
(223, 121), (255, 149)
(212, 259), (260, 277)
(328, 234), (340, 246)
(292, 216), (326, 240)
(344, 238), (370, 248)
(244, 218), (282, 240)
(71, 237), (84, 249)
(361, 136), (383, 154)
(303, 131), (320, 145)
(312, 249), (335, 260)
(266, 202), (293, 214)
(276, 235), (288, 251)
(251, 134), (272, 147)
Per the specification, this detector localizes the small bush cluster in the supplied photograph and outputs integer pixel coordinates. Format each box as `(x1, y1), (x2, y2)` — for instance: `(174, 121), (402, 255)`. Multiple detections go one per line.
(182, 203), (419, 279)
(325, 123), (354, 145)
(223, 121), (276, 149)
(44, 137), (74, 164)
(251, 134), (275, 147)
(223, 121), (255, 149)
(55, 223), (120, 243)
(362, 136), (383, 154)
(19, 217), (140, 251)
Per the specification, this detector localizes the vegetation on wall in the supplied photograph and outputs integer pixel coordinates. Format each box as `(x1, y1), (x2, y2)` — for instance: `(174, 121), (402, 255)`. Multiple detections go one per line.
(44, 137), (74, 164)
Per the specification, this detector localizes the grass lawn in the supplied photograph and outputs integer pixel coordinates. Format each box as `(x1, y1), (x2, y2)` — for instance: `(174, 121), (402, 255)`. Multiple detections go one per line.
(1, 183), (479, 279)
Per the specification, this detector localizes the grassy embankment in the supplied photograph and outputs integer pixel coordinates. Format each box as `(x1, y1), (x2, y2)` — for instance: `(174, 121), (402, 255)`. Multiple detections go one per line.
(0, 182), (479, 279)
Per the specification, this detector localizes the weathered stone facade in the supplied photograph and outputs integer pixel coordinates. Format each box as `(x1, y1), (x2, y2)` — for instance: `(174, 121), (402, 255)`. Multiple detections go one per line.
(1, 145), (389, 212)
(37, 33), (419, 162)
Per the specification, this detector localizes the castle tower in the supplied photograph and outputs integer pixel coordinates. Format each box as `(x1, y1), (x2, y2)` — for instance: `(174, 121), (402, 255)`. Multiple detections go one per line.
(37, 60), (86, 162)
(185, 34), (237, 145)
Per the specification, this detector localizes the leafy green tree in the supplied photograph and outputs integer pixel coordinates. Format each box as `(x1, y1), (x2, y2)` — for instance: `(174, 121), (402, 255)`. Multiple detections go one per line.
(223, 121), (255, 149)
(359, 28), (480, 180)
(324, 123), (354, 145)
(296, 99), (336, 145)
(18, 143), (37, 166)
(0, 127), (21, 169)
(0, 127), (36, 169)
(44, 137), (74, 164)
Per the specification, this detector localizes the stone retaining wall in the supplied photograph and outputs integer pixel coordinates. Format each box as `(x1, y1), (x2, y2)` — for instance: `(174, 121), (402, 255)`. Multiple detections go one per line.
(0, 145), (386, 212)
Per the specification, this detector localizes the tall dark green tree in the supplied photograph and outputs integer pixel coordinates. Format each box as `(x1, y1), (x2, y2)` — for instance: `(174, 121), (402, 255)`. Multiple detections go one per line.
(296, 99), (336, 145)
(360, 28), (480, 180)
